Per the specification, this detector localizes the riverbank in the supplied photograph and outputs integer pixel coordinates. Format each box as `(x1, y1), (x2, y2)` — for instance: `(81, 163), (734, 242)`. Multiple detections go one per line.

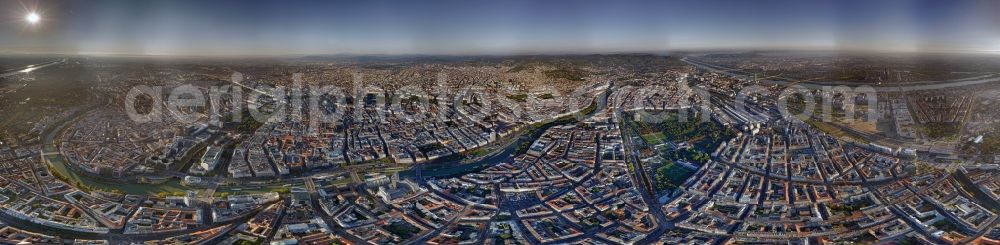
(403, 87), (608, 179)
(39, 94), (191, 195)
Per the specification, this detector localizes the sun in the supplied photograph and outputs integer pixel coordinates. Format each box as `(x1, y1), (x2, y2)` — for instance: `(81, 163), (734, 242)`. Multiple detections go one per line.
(26, 12), (40, 24)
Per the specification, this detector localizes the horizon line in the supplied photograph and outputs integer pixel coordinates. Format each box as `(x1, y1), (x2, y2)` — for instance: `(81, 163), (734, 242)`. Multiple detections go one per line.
(2, 47), (999, 58)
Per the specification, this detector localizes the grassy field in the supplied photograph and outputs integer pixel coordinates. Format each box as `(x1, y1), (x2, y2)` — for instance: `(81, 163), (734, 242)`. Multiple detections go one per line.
(506, 94), (528, 102)
(629, 110), (735, 150)
(653, 163), (694, 191)
(799, 115), (849, 137)
(843, 121), (877, 134)
(216, 182), (300, 196)
(626, 110), (733, 192)
(543, 67), (588, 81)
(641, 132), (667, 145)
(920, 122), (961, 140)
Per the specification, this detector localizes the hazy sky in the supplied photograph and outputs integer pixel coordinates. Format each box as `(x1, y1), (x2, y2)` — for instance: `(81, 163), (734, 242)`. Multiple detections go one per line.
(2, 0), (999, 55)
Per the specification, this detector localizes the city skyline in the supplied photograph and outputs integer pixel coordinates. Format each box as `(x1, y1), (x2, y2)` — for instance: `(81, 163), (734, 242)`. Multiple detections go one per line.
(3, 1), (1000, 244)
(2, 0), (999, 56)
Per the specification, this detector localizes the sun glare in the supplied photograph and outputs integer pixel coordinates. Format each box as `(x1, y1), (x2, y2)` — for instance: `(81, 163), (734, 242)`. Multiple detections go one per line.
(26, 12), (40, 24)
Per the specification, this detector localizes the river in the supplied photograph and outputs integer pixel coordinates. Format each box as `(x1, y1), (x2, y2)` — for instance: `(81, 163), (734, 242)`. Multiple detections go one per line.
(0, 59), (65, 78)
(402, 85), (612, 179)
(681, 57), (1000, 92)
(41, 84), (612, 194)
(40, 94), (189, 195)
